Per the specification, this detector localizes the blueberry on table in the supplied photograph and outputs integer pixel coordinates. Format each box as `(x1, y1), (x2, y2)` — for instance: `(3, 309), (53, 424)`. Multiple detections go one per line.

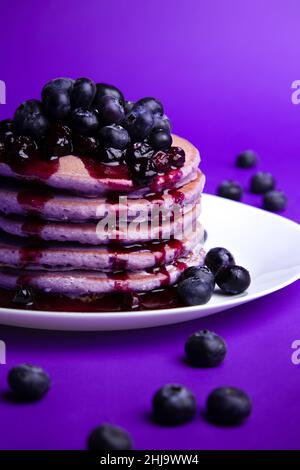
(152, 384), (197, 425)
(122, 107), (154, 141)
(185, 330), (227, 367)
(177, 275), (214, 306)
(99, 124), (130, 150)
(93, 83), (125, 108)
(149, 130), (172, 151)
(134, 97), (164, 115)
(215, 265), (251, 295)
(70, 107), (99, 136)
(205, 247), (235, 274)
(180, 266), (215, 288)
(263, 190), (287, 212)
(236, 150), (258, 168)
(13, 99), (49, 140)
(217, 179), (243, 201)
(8, 364), (50, 401)
(206, 387), (252, 425)
(87, 423), (133, 451)
(70, 77), (96, 109)
(250, 171), (275, 194)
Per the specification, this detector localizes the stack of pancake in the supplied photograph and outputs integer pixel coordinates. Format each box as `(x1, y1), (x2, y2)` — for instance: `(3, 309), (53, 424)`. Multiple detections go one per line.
(0, 135), (205, 306)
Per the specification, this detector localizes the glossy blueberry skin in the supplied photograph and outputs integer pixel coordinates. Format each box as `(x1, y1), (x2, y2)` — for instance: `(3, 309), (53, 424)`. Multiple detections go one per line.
(152, 384), (197, 425)
(93, 83), (125, 108)
(71, 107), (99, 136)
(149, 130), (172, 151)
(43, 89), (71, 121)
(250, 171), (275, 194)
(177, 276), (214, 306)
(99, 124), (130, 150)
(8, 364), (50, 401)
(12, 287), (35, 307)
(236, 150), (258, 168)
(185, 330), (227, 367)
(206, 387), (252, 425)
(73, 134), (99, 156)
(152, 114), (171, 133)
(215, 265), (251, 295)
(134, 97), (164, 115)
(97, 96), (125, 125)
(41, 77), (74, 101)
(123, 107), (154, 141)
(205, 247), (235, 274)
(9, 135), (38, 163)
(217, 179), (243, 201)
(168, 146), (185, 168)
(13, 100), (49, 140)
(87, 423), (133, 451)
(263, 190), (287, 212)
(180, 266), (215, 288)
(124, 100), (135, 114)
(71, 77), (96, 109)
(45, 122), (73, 158)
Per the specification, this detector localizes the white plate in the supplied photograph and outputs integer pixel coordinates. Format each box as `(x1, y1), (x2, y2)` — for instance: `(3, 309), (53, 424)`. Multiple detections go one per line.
(0, 194), (299, 331)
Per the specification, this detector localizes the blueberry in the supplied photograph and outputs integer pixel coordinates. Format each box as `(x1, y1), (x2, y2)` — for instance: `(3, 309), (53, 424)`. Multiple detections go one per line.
(149, 130), (172, 151)
(87, 424), (133, 450)
(43, 89), (71, 120)
(93, 83), (125, 108)
(123, 107), (154, 141)
(263, 190), (287, 212)
(73, 134), (99, 156)
(13, 99), (49, 140)
(0, 119), (13, 136)
(42, 77), (74, 100)
(45, 122), (73, 158)
(99, 124), (130, 150)
(168, 146), (185, 168)
(71, 107), (99, 135)
(180, 266), (215, 287)
(177, 276), (214, 306)
(152, 384), (197, 425)
(8, 364), (50, 401)
(97, 95), (125, 125)
(12, 287), (35, 307)
(9, 135), (38, 163)
(205, 247), (235, 274)
(236, 150), (258, 168)
(134, 97), (164, 115)
(250, 171), (275, 194)
(206, 387), (252, 425)
(185, 330), (227, 367)
(152, 114), (171, 133)
(70, 77), (96, 109)
(128, 142), (157, 184)
(99, 147), (126, 164)
(124, 100), (135, 114)
(153, 151), (170, 172)
(215, 265), (251, 295)
(217, 180), (243, 201)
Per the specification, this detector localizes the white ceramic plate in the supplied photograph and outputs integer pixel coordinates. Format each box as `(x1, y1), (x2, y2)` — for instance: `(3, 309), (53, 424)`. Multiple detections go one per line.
(0, 194), (299, 331)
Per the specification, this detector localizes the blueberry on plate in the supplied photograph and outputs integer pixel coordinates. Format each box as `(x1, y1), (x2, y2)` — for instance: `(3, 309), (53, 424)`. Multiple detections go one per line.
(177, 275), (214, 306)
(123, 107), (154, 141)
(180, 266), (215, 288)
(41, 77), (74, 101)
(205, 247), (235, 274)
(13, 99), (49, 140)
(87, 423), (133, 451)
(71, 77), (96, 109)
(73, 134), (99, 156)
(8, 364), (50, 401)
(71, 107), (99, 136)
(134, 97), (164, 115)
(263, 190), (287, 212)
(217, 180), (243, 201)
(236, 150), (258, 169)
(185, 330), (227, 367)
(152, 384), (197, 425)
(152, 114), (171, 133)
(45, 122), (73, 158)
(12, 287), (35, 307)
(215, 265), (251, 295)
(99, 124), (130, 150)
(250, 171), (275, 194)
(93, 83), (125, 107)
(206, 387), (252, 425)
(43, 89), (71, 121)
(149, 130), (172, 151)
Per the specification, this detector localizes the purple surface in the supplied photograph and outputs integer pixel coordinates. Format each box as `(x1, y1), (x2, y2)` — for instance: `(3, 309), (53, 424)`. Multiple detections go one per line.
(0, 0), (300, 450)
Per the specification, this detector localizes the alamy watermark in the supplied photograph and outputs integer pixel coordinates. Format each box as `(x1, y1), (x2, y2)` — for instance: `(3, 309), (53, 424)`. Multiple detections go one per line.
(291, 80), (300, 104)
(291, 340), (300, 365)
(0, 80), (6, 104)
(0, 340), (6, 364)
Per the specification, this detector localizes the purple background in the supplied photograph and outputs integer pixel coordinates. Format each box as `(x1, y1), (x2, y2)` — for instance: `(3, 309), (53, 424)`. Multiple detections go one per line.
(0, 0), (300, 450)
